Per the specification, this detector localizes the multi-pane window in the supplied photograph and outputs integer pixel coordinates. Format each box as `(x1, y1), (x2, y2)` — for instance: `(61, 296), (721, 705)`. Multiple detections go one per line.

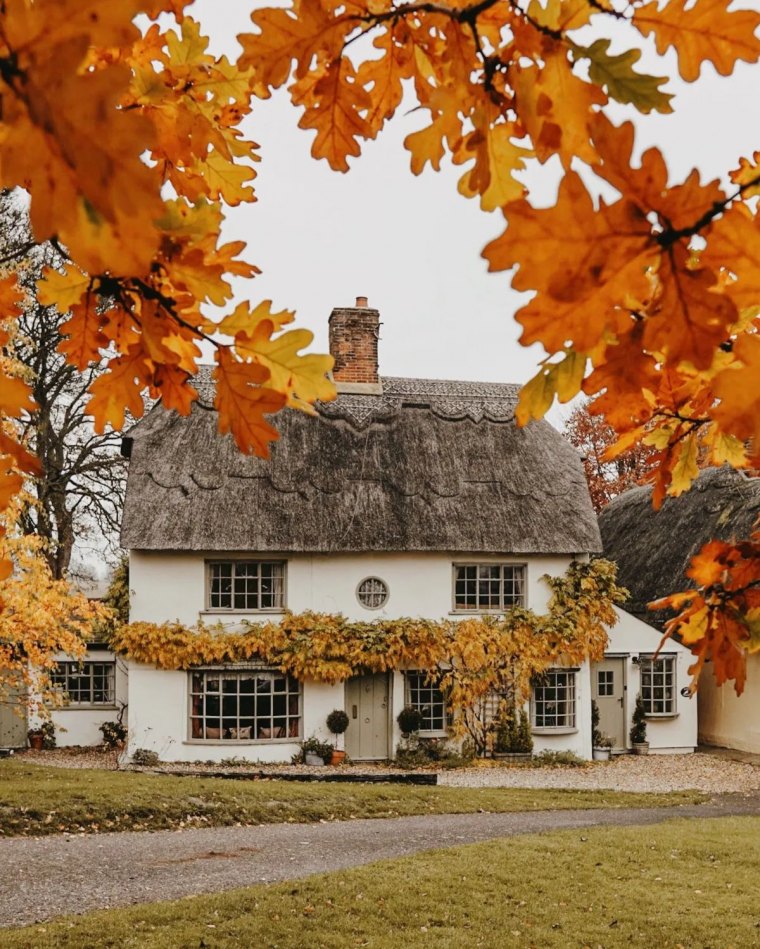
(208, 561), (285, 611)
(51, 662), (115, 706)
(532, 670), (576, 729)
(597, 670), (614, 696)
(640, 655), (676, 715)
(190, 669), (301, 740)
(453, 564), (526, 611)
(406, 672), (449, 733)
(357, 577), (389, 609)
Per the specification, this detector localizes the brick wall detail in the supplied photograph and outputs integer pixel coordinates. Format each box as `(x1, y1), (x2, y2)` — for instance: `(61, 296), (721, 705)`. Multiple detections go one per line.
(328, 305), (380, 384)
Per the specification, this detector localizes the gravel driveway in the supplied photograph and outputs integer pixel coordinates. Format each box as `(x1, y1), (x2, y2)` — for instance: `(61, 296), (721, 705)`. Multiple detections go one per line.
(3, 794), (759, 930)
(439, 752), (760, 793)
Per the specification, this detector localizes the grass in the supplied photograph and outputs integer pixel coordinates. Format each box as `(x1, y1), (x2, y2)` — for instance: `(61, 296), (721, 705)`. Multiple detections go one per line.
(5, 816), (758, 947)
(0, 760), (705, 837)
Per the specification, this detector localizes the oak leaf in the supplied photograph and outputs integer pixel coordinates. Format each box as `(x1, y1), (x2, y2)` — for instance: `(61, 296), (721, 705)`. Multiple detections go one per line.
(213, 349), (287, 456)
(572, 39), (673, 114)
(634, 0), (760, 83)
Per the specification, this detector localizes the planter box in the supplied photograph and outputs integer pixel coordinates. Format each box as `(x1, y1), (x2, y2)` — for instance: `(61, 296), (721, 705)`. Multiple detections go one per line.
(632, 742), (650, 756)
(592, 747), (611, 761)
(304, 752), (326, 767)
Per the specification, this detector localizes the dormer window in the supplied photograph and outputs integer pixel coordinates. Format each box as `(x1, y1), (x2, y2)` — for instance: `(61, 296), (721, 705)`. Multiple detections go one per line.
(207, 561), (285, 611)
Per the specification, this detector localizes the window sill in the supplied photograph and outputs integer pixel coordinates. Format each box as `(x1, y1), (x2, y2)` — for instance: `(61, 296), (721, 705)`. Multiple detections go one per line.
(56, 705), (118, 711)
(531, 727), (578, 736)
(199, 610), (287, 618)
(184, 738), (300, 746)
(448, 609), (524, 616)
(417, 731), (449, 739)
(645, 713), (679, 720)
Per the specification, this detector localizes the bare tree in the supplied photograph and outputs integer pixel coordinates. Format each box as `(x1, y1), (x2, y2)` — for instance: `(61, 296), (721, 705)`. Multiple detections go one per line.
(0, 191), (126, 578)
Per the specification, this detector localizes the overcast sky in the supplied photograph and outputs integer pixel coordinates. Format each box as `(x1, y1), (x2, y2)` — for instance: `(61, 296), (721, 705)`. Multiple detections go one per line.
(191, 1), (758, 416)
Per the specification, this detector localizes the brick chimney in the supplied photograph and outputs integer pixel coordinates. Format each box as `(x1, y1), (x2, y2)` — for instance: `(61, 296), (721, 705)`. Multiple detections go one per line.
(328, 297), (382, 391)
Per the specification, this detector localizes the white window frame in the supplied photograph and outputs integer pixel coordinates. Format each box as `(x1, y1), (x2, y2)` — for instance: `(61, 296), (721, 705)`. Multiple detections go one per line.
(639, 654), (677, 717)
(206, 560), (286, 612)
(452, 562), (527, 613)
(531, 669), (577, 733)
(405, 671), (450, 736)
(188, 667), (301, 742)
(51, 661), (116, 707)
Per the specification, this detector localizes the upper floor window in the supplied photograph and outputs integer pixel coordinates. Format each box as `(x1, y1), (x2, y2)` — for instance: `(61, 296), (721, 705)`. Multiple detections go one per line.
(208, 561), (285, 611)
(640, 655), (676, 716)
(453, 563), (526, 612)
(51, 661), (115, 706)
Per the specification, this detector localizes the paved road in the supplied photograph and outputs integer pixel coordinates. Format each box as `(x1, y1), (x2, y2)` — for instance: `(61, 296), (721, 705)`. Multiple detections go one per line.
(2, 793), (758, 929)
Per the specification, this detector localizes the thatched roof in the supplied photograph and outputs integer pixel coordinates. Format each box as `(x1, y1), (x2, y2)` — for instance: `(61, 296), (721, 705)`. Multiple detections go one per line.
(121, 369), (600, 554)
(598, 467), (760, 628)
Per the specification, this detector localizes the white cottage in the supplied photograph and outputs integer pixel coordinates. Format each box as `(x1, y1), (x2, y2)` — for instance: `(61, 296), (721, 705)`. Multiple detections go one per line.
(600, 467), (759, 754)
(119, 300), (696, 762)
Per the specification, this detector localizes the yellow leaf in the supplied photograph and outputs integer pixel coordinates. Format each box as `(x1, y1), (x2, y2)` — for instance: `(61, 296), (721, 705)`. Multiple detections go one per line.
(37, 265), (91, 312)
(213, 349), (286, 456)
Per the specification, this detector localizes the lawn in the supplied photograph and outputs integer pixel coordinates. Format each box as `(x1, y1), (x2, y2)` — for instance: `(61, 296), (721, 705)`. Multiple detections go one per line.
(0, 760), (705, 837)
(4, 815), (757, 947)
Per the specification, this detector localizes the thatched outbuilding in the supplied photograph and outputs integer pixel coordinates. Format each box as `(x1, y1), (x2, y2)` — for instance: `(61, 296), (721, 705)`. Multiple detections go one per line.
(598, 466), (760, 628)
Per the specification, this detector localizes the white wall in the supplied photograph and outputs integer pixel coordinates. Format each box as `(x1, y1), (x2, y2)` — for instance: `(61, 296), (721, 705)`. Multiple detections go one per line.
(698, 653), (760, 753)
(128, 550), (573, 762)
(129, 550), (571, 626)
(602, 608), (698, 754)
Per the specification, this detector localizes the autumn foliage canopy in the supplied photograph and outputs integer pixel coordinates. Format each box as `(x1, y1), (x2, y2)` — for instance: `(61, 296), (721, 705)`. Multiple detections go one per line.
(0, 0), (758, 691)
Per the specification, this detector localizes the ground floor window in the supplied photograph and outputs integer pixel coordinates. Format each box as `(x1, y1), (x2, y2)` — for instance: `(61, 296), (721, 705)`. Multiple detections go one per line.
(531, 669), (576, 729)
(405, 672), (449, 733)
(51, 661), (115, 705)
(640, 655), (676, 715)
(189, 669), (301, 740)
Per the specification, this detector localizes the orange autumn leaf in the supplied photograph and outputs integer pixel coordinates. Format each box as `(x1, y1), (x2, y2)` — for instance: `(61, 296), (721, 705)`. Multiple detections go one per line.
(634, 0), (760, 83)
(213, 349), (286, 456)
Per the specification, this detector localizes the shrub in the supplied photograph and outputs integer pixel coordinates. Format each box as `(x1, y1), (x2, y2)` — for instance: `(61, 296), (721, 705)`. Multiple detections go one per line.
(394, 736), (474, 770)
(131, 748), (160, 767)
(494, 703), (533, 754)
(29, 721), (57, 749)
(630, 693), (648, 744)
(531, 750), (587, 768)
(99, 720), (127, 749)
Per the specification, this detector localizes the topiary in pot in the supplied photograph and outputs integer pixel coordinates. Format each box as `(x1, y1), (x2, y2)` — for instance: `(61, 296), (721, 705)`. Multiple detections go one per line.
(326, 709), (350, 765)
(629, 694), (649, 754)
(397, 706), (423, 738)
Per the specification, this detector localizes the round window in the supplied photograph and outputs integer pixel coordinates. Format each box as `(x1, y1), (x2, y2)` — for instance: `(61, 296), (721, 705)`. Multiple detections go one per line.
(356, 577), (389, 610)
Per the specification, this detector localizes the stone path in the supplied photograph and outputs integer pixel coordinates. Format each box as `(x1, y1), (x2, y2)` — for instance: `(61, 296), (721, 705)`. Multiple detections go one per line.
(3, 793), (759, 929)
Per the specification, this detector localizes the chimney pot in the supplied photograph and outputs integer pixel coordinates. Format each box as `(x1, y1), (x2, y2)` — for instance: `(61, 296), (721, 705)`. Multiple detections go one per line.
(355, 295), (368, 308)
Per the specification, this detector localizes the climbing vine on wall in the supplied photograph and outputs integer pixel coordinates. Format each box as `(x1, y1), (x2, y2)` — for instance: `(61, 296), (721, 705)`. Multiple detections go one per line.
(113, 560), (626, 726)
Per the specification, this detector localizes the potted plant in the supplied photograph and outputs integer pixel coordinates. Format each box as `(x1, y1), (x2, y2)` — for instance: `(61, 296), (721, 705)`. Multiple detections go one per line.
(301, 736), (333, 766)
(326, 709), (350, 765)
(630, 694), (649, 754)
(27, 727), (44, 751)
(591, 699), (613, 761)
(397, 706), (423, 738)
(493, 701), (533, 763)
(28, 721), (55, 751)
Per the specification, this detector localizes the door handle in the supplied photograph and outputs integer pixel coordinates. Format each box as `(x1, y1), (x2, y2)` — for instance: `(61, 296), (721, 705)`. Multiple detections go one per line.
(352, 705), (358, 719)
(619, 697), (624, 707)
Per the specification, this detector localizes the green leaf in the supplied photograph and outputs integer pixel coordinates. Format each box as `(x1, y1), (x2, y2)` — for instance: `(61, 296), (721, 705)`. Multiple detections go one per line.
(572, 39), (674, 115)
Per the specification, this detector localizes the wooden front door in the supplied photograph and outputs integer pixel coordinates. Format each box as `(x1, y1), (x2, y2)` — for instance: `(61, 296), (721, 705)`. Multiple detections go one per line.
(592, 657), (627, 751)
(0, 682), (28, 749)
(344, 673), (391, 761)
